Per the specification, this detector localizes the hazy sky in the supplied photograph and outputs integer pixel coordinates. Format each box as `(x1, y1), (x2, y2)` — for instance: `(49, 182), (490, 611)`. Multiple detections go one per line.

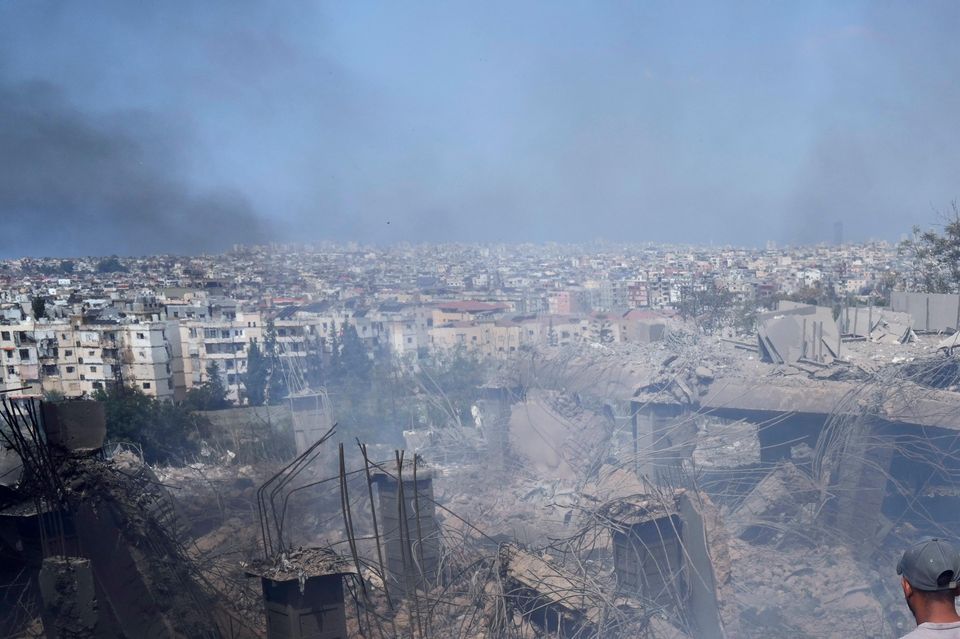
(1, 1), (958, 256)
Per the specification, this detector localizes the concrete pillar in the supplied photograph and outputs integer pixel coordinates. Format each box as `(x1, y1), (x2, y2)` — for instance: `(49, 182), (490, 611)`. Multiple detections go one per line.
(612, 514), (685, 606)
(477, 387), (512, 474)
(38, 556), (99, 639)
(372, 467), (441, 595)
(634, 403), (691, 487)
(259, 574), (347, 639)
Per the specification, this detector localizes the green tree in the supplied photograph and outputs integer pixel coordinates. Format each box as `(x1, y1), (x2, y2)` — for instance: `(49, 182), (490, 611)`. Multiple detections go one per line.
(186, 361), (231, 410)
(339, 323), (371, 383)
(243, 342), (269, 406)
(59, 260), (75, 274)
(95, 388), (208, 464)
(302, 334), (324, 390)
(900, 203), (960, 293)
(326, 320), (342, 380)
(418, 348), (485, 428)
(31, 296), (47, 320)
(96, 256), (127, 273)
(263, 320), (288, 404)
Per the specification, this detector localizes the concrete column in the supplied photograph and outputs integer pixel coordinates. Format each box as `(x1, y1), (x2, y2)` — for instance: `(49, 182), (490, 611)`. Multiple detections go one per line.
(634, 403), (691, 487)
(38, 556), (99, 639)
(259, 574), (347, 639)
(373, 468), (441, 595)
(477, 387), (512, 474)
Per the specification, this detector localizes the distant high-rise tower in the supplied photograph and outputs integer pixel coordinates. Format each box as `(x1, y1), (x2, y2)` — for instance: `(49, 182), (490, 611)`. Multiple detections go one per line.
(833, 221), (844, 246)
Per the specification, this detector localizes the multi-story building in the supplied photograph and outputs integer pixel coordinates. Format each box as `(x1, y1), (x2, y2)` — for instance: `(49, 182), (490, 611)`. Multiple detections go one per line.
(174, 311), (262, 403)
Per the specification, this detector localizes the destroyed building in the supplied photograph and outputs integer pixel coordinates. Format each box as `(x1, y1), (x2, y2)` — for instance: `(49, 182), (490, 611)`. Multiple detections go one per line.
(3, 307), (960, 638)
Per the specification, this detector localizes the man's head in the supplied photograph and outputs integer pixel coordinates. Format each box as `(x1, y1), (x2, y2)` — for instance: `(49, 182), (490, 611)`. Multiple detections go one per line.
(898, 538), (960, 623)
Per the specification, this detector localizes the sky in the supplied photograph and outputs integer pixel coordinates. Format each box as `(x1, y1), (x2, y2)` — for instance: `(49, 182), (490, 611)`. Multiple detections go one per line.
(0, 1), (959, 256)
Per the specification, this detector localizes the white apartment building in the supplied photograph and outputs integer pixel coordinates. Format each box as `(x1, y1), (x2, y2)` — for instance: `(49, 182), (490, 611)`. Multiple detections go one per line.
(174, 311), (262, 403)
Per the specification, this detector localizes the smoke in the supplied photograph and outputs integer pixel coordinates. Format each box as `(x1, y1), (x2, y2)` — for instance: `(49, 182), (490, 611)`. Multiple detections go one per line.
(0, 75), (267, 257)
(2, 1), (960, 251)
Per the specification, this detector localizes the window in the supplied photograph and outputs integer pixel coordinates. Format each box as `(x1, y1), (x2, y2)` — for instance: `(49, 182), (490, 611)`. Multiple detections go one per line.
(64, 349), (72, 357)
(6, 366), (14, 375)
(88, 350), (95, 356)
(66, 366), (75, 373)
(92, 381), (102, 389)
(0, 331), (9, 340)
(89, 365), (97, 372)
(80, 374), (85, 381)
(136, 332), (145, 339)
(19, 349), (29, 360)
(4, 351), (11, 360)
(142, 382), (151, 389)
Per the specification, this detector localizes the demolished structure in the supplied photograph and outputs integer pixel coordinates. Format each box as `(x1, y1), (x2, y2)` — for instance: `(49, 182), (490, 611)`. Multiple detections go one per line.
(4, 307), (960, 638)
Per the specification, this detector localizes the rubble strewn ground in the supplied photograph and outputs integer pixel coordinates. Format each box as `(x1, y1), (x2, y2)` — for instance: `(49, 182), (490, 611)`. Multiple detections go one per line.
(4, 313), (960, 637)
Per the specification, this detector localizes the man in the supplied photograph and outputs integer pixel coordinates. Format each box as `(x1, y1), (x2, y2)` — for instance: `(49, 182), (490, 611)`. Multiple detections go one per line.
(898, 538), (960, 638)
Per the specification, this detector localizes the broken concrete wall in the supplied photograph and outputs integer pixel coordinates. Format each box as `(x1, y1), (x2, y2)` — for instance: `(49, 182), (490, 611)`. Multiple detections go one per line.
(891, 291), (960, 332)
(840, 306), (914, 343)
(757, 304), (842, 366)
(634, 403), (696, 487)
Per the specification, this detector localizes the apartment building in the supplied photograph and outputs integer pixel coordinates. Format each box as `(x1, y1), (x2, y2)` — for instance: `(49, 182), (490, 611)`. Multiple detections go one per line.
(174, 311), (262, 403)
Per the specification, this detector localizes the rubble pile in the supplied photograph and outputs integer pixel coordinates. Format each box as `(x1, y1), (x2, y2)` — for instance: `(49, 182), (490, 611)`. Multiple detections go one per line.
(6, 311), (960, 638)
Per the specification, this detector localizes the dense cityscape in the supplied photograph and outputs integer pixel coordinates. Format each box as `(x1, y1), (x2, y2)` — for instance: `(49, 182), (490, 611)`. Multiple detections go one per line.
(5, 0), (960, 637)
(0, 240), (902, 404)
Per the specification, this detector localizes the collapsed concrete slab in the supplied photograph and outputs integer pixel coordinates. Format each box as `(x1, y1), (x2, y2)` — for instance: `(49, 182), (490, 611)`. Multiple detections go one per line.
(840, 306), (914, 344)
(729, 461), (818, 542)
(756, 303), (842, 367)
(498, 542), (621, 636)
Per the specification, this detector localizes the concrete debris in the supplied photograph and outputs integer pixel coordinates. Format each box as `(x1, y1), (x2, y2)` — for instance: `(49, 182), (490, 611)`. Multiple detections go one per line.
(244, 547), (356, 582)
(840, 306), (915, 344)
(40, 401), (106, 454)
(757, 303), (842, 367)
(729, 461), (819, 542)
(692, 417), (761, 469)
(5, 320), (960, 639)
(891, 291), (960, 332)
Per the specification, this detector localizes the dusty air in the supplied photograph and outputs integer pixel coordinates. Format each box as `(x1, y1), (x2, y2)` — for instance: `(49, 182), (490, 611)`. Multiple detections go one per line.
(2, 2), (960, 638)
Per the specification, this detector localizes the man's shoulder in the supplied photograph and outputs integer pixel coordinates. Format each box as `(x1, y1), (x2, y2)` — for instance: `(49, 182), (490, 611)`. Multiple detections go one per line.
(902, 621), (960, 638)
